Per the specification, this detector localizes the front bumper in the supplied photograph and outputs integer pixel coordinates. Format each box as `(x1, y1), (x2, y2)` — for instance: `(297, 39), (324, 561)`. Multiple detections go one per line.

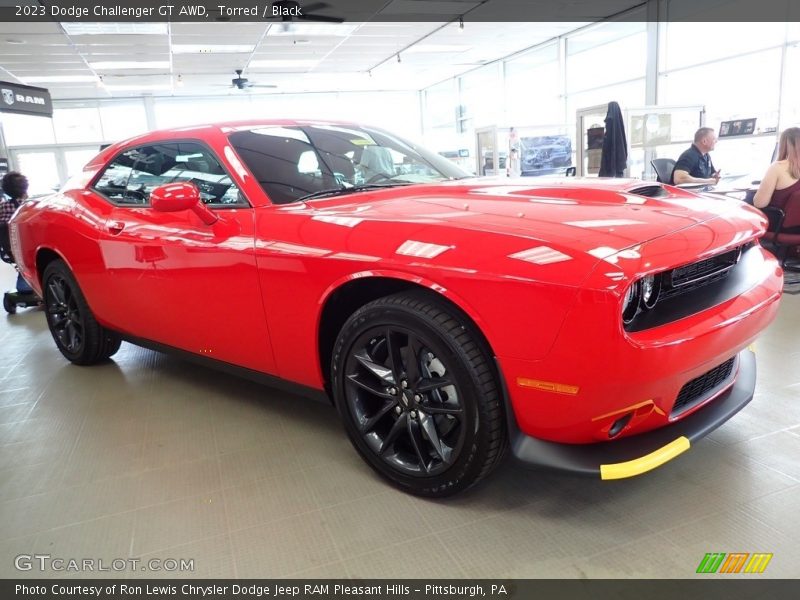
(510, 348), (756, 479)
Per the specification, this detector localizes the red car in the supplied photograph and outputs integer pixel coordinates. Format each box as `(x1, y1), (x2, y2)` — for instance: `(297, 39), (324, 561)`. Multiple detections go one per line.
(10, 121), (783, 496)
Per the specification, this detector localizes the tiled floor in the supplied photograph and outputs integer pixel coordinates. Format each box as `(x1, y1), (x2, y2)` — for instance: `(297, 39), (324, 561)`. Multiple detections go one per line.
(1, 267), (798, 579)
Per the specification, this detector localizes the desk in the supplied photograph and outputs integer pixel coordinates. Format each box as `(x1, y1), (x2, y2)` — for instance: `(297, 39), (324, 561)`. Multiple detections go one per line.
(654, 175), (761, 203)
(674, 179), (759, 204)
(700, 186), (758, 204)
(672, 185), (756, 203)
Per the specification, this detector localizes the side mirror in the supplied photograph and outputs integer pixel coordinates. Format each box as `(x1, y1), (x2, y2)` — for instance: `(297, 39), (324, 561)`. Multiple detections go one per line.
(150, 182), (217, 225)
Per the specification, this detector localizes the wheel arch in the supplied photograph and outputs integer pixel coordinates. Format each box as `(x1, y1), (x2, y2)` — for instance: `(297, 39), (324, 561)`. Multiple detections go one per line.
(316, 271), (499, 397)
(35, 247), (69, 286)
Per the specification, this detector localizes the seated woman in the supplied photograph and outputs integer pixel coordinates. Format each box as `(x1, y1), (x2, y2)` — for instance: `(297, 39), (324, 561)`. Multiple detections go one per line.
(753, 127), (800, 210)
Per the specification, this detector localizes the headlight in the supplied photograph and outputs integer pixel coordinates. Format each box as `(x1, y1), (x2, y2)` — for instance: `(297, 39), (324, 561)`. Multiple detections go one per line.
(622, 281), (640, 324)
(641, 274), (660, 309)
(623, 274), (662, 326)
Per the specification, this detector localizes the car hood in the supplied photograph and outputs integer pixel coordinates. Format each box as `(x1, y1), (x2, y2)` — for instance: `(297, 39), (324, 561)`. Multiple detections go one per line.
(305, 180), (760, 255)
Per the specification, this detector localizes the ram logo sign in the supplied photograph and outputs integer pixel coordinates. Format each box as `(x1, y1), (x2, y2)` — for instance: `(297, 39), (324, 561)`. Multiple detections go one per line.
(696, 552), (773, 574)
(0, 81), (52, 116)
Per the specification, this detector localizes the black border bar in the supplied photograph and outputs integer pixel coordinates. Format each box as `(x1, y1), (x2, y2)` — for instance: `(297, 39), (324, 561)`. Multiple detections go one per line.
(4, 579), (800, 600)
(1, 0), (800, 23)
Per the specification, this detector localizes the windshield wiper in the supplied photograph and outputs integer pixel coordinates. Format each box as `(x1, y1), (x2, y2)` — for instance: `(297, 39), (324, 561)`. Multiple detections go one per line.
(298, 182), (412, 202)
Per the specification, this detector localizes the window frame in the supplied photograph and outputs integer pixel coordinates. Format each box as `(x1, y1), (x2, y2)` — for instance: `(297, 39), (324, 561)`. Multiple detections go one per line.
(90, 138), (252, 210)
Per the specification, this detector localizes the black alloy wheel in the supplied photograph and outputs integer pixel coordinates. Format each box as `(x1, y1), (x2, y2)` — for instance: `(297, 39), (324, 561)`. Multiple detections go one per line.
(332, 291), (507, 497)
(344, 325), (466, 477)
(42, 260), (122, 365)
(46, 272), (84, 355)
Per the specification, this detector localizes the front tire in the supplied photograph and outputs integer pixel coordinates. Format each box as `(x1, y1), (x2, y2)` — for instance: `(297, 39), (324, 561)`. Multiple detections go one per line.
(331, 291), (506, 497)
(42, 260), (121, 365)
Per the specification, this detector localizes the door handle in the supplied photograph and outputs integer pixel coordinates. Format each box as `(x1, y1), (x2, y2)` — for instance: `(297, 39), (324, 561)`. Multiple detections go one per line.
(107, 220), (125, 235)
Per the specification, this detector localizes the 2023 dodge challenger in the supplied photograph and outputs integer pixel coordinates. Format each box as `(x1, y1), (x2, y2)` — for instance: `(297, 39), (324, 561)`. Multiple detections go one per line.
(9, 121), (783, 496)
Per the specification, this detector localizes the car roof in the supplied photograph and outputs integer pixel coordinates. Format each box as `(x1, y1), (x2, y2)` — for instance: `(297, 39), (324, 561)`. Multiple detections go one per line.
(151, 119), (369, 138)
(88, 119), (370, 169)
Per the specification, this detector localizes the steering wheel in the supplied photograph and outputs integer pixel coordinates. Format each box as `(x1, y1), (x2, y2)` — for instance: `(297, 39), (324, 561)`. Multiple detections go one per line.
(124, 186), (148, 204)
(365, 172), (394, 184)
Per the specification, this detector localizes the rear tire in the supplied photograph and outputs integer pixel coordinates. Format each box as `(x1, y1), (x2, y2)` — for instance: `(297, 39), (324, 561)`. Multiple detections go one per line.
(331, 291), (506, 497)
(42, 260), (121, 365)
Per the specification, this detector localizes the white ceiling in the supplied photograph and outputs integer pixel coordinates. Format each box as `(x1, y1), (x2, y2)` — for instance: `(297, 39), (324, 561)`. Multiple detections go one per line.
(0, 0), (643, 100)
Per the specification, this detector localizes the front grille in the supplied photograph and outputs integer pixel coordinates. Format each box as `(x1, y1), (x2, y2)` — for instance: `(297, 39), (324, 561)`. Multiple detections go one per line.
(672, 357), (736, 416)
(659, 246), (743, 301)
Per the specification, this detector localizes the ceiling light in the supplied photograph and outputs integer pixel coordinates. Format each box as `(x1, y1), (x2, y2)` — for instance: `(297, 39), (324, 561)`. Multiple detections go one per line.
(62, 23), (167, 35)
(248, 59), (318, 68)
(89, 61), (170, 70)
(96, 75), (105, 88)
(172, 44), (255, 54)
(104, 84), (173, 91)
(382, 0), (481, 14)
(176, 74), (184, 87)
(266, 23), (358, 36)
(22, 75), (99, 83)
(405, 44), (472, 53)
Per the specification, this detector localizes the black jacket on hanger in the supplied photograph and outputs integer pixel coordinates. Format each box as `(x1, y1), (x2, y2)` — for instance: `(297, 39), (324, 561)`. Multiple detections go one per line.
(599, 101), (628, 178)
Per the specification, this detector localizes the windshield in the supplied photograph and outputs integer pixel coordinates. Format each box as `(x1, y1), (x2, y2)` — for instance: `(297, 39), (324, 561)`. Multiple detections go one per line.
(227, 124), (469, 204)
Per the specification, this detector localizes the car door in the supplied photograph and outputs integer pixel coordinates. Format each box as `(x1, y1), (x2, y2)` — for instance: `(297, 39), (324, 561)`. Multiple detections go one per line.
(92, 141), (275, 374)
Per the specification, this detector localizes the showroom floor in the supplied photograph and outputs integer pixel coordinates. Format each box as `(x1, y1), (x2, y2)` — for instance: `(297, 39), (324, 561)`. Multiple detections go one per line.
(1, 266), (799, 579)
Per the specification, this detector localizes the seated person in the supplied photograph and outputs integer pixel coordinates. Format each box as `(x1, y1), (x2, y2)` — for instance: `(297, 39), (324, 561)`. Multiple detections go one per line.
(753, 127), (800, 210)
(359, 145), (395, 182)
(671, 127), (721, 186)
(1, 171), (34, 294)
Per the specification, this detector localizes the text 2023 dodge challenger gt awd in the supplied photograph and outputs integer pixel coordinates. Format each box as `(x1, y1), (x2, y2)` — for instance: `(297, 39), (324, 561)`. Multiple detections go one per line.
(9, 121), (783, 496)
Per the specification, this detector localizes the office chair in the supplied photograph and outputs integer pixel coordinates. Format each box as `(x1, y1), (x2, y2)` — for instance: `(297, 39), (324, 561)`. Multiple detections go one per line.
(761, 189), (800, 272)
(651, 158), (676, 184)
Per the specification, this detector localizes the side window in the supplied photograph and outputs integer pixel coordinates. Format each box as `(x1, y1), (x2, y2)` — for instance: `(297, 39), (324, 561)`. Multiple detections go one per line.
(162, 142), (247, 207)
(126, 145), (175, 204)
(93, 142), (247, 207)
(93, 145), (177, 205)
(93, 150), (138, 204)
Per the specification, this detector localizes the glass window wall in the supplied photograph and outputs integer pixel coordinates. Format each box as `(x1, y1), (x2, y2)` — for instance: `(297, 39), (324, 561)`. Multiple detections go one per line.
(660, 22), (786, 72)
(459, 63), (503, 131)
(1, 113), (56, 146)
(659, 48), (782, 131)
(505, 43), (561, 126)
(53, 106), (103, 144)
(99, 102), (149, 143)
(566, 23), (646, 93)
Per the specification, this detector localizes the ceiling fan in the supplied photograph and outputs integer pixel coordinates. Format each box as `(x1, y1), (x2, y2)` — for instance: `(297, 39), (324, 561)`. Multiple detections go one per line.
(230, 69), (277, 90)
(270, 1), (345, 24)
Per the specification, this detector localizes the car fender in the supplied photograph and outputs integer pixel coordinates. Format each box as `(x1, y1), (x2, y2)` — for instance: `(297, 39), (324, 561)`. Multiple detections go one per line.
(317, 268), (494, 341)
